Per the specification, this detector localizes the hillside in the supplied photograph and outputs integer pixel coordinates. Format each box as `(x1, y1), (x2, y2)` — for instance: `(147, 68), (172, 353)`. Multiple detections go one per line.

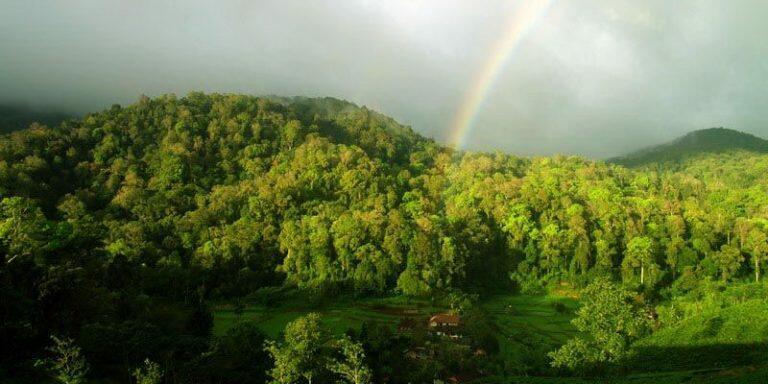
(3, 93), (768, 297)
(610, 128), (768, 167)
(4, 93), (768, 383)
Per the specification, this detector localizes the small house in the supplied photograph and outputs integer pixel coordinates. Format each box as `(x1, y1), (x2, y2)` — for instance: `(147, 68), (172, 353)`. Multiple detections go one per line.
(429, 313), (460, 328)
(429, 313), (462, 338)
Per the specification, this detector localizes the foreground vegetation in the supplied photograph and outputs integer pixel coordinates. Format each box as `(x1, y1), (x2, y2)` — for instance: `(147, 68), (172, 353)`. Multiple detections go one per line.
(212, 291), (578, 374)
(2, 93), (768, 382)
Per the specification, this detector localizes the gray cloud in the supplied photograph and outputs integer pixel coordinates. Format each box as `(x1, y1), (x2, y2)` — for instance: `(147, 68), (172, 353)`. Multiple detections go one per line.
(2, 0), (767, 157)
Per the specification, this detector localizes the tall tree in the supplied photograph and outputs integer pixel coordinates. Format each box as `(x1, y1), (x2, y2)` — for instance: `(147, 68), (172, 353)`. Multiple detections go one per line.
(622, 236), (656, 285)
(265, 313), (325, 384)
(38, 336), (90, 384)
(747, 227), (768, 282)
(327, 336), (371, 384)
(711, 243), (743, 281)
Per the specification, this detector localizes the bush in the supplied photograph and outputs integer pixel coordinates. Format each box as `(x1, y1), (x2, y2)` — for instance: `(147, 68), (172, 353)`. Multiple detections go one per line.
(183, 321), (269, 384)
(511, 272), (546, 295)
(133, 359), (163, 384)
(552, 302), (569, 314)
(245, 286), (300, 308)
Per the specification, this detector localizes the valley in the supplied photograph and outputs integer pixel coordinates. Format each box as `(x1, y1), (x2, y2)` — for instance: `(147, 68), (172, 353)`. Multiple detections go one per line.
(2, 93), (768, 383)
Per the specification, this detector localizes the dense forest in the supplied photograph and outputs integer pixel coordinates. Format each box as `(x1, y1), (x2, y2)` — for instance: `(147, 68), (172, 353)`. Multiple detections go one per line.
(3, 93), (768, 383)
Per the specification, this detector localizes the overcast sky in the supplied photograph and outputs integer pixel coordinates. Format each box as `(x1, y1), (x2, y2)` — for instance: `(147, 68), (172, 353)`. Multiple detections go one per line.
(2, 0), (768, 157)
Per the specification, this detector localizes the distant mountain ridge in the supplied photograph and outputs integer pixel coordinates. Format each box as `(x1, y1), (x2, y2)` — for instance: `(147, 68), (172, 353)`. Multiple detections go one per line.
(609, 127), (768, 166)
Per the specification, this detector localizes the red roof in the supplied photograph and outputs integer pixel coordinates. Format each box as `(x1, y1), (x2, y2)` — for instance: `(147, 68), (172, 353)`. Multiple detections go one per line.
(429, 313), (461, 326)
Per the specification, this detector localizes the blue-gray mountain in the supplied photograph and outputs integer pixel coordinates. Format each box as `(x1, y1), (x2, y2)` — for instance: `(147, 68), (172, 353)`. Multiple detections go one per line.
(610, 128), (768, 167)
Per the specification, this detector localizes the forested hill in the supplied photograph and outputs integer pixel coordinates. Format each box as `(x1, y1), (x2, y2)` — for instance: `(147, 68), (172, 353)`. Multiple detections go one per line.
(610, 127), (768, 167)
(5, 92), (768, 381)
(3, 93), (768, 299)
(0, 104), (74, 134)
(0, 93), (431, 213)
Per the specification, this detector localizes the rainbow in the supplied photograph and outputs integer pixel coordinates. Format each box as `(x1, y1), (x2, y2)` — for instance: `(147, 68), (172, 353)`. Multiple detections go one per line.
(449, 0), (554, 149)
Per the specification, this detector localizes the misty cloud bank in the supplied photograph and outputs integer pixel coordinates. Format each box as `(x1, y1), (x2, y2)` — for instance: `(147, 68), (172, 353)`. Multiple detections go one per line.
(2, 0), (767, 157)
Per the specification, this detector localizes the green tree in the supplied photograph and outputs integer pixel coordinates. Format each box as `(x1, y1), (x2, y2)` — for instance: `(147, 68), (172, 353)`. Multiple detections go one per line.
(265, 313), (325, 384)
(549, 279), (648, 371)
(710, 243), (743, 281)
(593, 230), (616, 273)
(502, 203), (533, 250)
(396, 266), (430, 296)
(327, 336), (371, 384)
(38, 336), (90, 384)
(747, 227), (768, 282)
(132, 359), (163, 384)
(566, 204), (591, 275)
(0, 196), (48, 264)
(663, 214), (687, 277)
(539, 223), (564, 275)
(622, 236), (656, 285)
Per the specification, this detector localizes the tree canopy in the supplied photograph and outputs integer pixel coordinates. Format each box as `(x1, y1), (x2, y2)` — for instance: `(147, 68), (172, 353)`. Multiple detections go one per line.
(4, 93), (768, 382)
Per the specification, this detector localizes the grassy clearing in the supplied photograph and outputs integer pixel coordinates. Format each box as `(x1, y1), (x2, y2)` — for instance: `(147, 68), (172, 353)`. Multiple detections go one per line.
(213, 295), (441, 338)
(212, 284), (768, 382)
(623, 282), (768, 373)
(213, 292), (577, 341)
(480, 294), (578, 367)
(482, 295), (578, 344)
(213, 290), (579, 377)
(628, 299), (768, 372)
(477, 365), (768, 383)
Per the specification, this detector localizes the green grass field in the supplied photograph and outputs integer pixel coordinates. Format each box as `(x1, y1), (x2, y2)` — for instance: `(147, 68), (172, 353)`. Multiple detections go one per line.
(627, 299), (768, 372)
(213, 293), (577, 341)
(476, 365), (768, 383)
(480, 294), (578, 368)
(213, 291), (579, 375)
(213, 295), (441, 338)
(212, 290), (768, 382)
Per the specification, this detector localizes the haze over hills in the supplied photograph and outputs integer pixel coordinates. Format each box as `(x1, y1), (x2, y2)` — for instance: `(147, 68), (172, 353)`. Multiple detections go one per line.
(0, 104), (75, 134)
(610, 127), (768, 167)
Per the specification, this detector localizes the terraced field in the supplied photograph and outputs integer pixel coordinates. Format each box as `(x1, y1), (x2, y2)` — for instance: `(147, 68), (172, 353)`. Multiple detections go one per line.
(213, 291), (768, 382)
(213, 293), (577, 338)
(213, 292), (579, 374)
(213, 296), (441, 338)
(483, 295), (577, 344)
(480, 295), (579, 370)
